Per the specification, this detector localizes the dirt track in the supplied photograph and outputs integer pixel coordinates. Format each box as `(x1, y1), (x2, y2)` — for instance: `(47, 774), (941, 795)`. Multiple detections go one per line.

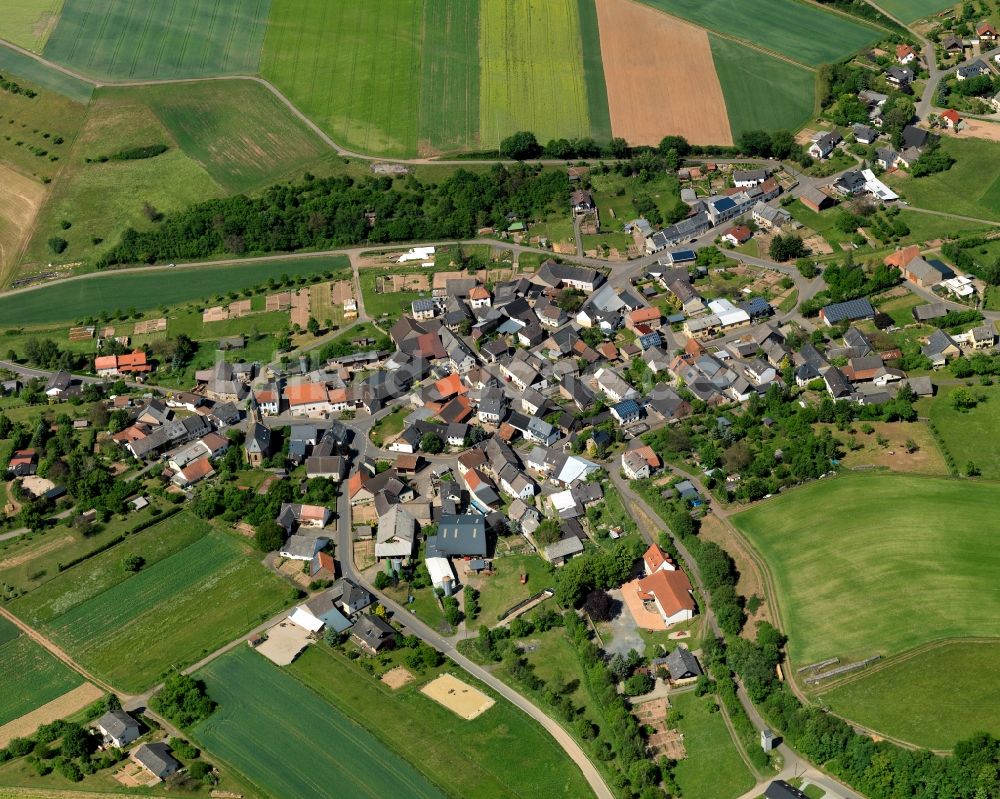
(595, 0), (733, 146)
(0, 682), (103, 747)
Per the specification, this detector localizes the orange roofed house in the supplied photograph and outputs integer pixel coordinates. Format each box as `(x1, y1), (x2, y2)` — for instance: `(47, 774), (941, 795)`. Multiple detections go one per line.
(622, 544), (694, 630)
(283, 382), (333, 417)
(95, 351), (152, 377)
(626, 306), (662, 332)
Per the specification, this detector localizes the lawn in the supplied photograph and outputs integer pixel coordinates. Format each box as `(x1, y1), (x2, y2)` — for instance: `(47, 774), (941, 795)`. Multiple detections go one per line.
(895, 210), (990, 244)
(640, 0), (883, 66)
(872, 0), (955, 23)
(472, 552), (552, 623)
(369, 406), (409, 448)
(670, 692), (755, 799)
(732, 473), (1000, 666)
(19, 87), (224, 275)
(0, 632), (84, 726)
(0, 43), (93, 103)
(195, 647), (447, 799)
(262, 0), (423, 158)
(479, 0), (592, 148)
(823, 420), (948, 476)
(875, 293), (922, 327)
(0, 0), (63, 52)
(588, 170), (683, 230)
(291, 644), (595, 799)
(0, 254), (348, 324)
(886, 138), (1000, 223)
(929, 382), (1000, 479)
(818, 640), (1000, 749)
(709, 36), (815, 139)
(42, 0), (270, 80)
(576, 0), (612, 143)
(358, 266), (437, 322)
(0, 73), (86, 183)
(9, 513), (292, 692)
(419, 0), (480, 155)
(142, 81), (330, 193)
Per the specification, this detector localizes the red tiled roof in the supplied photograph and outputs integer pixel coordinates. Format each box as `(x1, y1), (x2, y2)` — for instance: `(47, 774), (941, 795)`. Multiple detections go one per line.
(283, 382), (329, 406)
(95, 355), (118, 371)
(629, 307), (661, 324)
(635, 570), (694, 617)
(884, 245), (920, 269)
(181, 456), (215, 483)
(435, 374), (467, 399)
(644, 543), (671, 572)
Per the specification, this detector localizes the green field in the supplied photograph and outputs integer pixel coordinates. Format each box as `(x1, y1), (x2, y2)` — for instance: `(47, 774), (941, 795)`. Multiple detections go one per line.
(0, 0), (63, 52)
(819, 641), (1000, 749)
(640, 0), (882, 66)
(576, 0), (612, 144)
(710, 36), (815, 139)
(262, 0), (423, 158)
(0, 632), (84, 726)
(419, 1), (480, 154)
(196, 647), (447, 799)
(10, 513), (291, 692)
(290, 645), (595, 798)
(479, 0), (592, 148)
(887, 138), (1000, 223)
(142, 80), (330, 193)
(43, 0), (270, 80)
(670, 692), (756, 799)
(0, 254), (347, 323)
(929, 383), (1000, 480)
(733, 474), (1000, 665)
(0, 42), (93, 103)
(872, 0), (955, 23)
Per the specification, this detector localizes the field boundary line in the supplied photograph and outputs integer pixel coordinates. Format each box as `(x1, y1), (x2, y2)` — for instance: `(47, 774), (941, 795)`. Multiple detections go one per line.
(793, 0), (895, 35)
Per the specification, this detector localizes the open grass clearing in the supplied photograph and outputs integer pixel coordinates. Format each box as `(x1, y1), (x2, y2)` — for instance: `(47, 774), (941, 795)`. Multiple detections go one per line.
(0, 1), (64, 52)
(639, 0), (882, 66)
(817, 640), (1000, 749)
(43, 0), (270, 80)
(196, 646), (447, 799)
(291, 644), (594, 798)
(928, 382), (1000, 480)
(822, 420), (948, 476)
(733, 473), (1000, 666)
(872, 0), (955, 23)
(0, 43), (93, 103)
(670, 691), (755, 799)
(470, 551), (552, 624)
(0, 254), (348, 324)
(262, 0), (422, 158)
(0, 632), (84, 726)
(369, 406), (408, 448)
(479, 0), (592, 148)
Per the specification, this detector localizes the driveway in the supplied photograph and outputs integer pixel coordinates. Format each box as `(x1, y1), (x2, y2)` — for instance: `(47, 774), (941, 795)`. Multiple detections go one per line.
(602, 589), (646, 657)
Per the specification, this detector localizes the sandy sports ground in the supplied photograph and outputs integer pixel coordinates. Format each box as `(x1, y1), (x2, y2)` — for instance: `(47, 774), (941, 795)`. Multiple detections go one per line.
(420, 673), (495, 720)
(380, 666), (415, 690)
(595, 0), (733, 146)
(0, 683), (103, 748)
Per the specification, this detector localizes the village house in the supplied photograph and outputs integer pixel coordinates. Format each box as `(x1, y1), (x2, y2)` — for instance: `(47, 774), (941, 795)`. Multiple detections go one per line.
(808, 129), (842, 159)
(94, 710), (141, 748)
(622, 446), (661, 480)
(94, 351), (152, 377)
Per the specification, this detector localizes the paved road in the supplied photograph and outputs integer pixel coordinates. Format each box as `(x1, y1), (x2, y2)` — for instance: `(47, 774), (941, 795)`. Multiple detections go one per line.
(334, 489), (614, 799)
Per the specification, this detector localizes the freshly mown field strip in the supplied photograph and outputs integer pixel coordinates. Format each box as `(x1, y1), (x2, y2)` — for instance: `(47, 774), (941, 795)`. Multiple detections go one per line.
(886, 137), (1000, 222)
(0, 165), (46, 289)
(43, 0), (271, 80)
(576, 0), (612, 144)
(418, 0), (480, 155)
(10, 513), (290, 692)
(596, 0), (731, 146)
(733, 474), (1000, 666)
(873, 0), (955, 23)
(0, 633), (84, 726)
(0, 43), (93, 103)
(0, 618), (18, 646)
(262, 0), (423, 158)
(670, 692), (756, 799)
(479, 0), (592, 148)
(291, 645), (594, 798)
(0, 254), (348, 323)
(141, 80), (330, 193)
(638, 0), (882, 66)
(818, 640), (1000, 750)
(19, 86), (223, 275)
(196, 647), (447, 799)
(710, 36), (815, 139)
(928, 382), (1000, 479)
(0, 682), (103, 748)
(0, 0), (64, 52)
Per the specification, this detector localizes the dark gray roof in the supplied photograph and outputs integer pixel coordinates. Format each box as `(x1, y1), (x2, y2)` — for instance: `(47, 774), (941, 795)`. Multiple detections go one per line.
(352, 614), (396, 648)
(96, 710), (139, 740)
(821, 298), (874, 324)
(427, 514), (487, 557)
(132, 743), (179, 778)
(665, 647), (703, 679)
(765, 781), (808, 799)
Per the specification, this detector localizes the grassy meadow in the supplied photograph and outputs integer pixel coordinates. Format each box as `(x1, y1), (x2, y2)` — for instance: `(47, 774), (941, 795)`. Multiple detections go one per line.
(873, 0), (956, 23)
(670, 692), (756, 799)
(291, 644), (595, 799)
(196, 647), (448, 799)
(262, 0), (423, 158)
(142, 80), (330, 193)
(0, 0), (63, 52)
(818, 640), (1000, 749)
(43, 0), (270, 80)
(0, 44), (93, 103)
(479, 0), (592, 148)
(0, 631), (84, 726)
(709, 36), (815, 139)
(640, 0), (883, 65)
(9, 513), (291, 692)
(733, 474), (1000, 666)
(928, 382), (1000, 480)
